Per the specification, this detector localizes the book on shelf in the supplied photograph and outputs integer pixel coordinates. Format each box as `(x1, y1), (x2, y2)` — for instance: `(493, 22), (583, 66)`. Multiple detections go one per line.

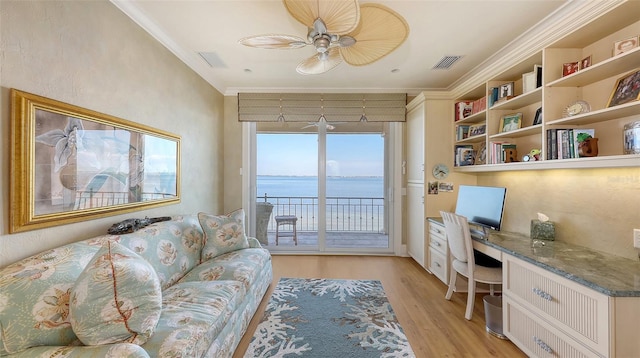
(454, 101), (473, 121)
(455, 145), (474, 166)
(489, 141), (516, 164)
(456, 124), (470, 141)
(489, 87), (499, 108)
(546, 128), (595, 159)
(455, 97), (486, 121)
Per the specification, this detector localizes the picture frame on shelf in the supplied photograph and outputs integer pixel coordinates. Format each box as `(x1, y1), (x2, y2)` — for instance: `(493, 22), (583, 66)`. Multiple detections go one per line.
(468, 123), (486, 137)
(532, 107), (542, 125)
(499, 82), (514, 99)
(607, 69), (640, 107)
(474, 143), (487, 165)
(562, 62), (579, 77)
(580, 55), (592, 70)
(534, 65), (543, 88)
(499, 112), (522, 133)
(522, 71), (536, 93)
(613, 36), (638, 56)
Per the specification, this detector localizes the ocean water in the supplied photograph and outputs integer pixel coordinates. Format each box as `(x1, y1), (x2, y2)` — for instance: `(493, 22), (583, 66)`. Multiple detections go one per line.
(256, 176), (384, 199)
(257, 176), (385, 232)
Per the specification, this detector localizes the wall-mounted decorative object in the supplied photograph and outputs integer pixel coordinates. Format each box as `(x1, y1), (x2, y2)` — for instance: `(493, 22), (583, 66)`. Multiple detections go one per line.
(10, 89), (181, 233)
(607, 69), (640, 107)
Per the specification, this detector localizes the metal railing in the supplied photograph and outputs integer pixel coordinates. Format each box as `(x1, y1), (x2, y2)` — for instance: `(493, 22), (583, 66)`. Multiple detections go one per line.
(259, 195), (385, 233)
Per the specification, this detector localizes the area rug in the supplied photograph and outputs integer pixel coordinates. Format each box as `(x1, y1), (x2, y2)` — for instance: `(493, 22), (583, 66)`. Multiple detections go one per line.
(244, 278), (415, 357)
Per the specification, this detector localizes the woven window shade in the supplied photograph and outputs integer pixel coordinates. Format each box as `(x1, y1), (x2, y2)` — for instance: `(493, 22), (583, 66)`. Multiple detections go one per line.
(238, 93), (406, 122)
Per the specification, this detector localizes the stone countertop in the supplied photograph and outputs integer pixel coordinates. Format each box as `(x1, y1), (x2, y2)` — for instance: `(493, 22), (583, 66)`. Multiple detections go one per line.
(428, 217), (640, 297)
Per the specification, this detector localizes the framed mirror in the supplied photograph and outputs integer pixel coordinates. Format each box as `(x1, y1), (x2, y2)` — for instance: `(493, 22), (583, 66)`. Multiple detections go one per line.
(10, 89), (181, 233)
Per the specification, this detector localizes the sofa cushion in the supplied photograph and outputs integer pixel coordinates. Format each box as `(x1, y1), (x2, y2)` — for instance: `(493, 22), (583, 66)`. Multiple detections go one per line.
(140, 281), (245, 357)
(0, 243), (101, 355)
(112, 215), (204, 290)
(179, 248), (271, 291)
(199, 210), (249, 261)
(69, 241), (162, 346)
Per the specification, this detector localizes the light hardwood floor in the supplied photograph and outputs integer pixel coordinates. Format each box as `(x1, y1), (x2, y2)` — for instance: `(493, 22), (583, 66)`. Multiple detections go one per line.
(233, 255), (526, 358)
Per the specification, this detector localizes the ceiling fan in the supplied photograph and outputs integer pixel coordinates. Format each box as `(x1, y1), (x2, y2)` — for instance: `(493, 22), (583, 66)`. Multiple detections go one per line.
(238, 0), (409, 75)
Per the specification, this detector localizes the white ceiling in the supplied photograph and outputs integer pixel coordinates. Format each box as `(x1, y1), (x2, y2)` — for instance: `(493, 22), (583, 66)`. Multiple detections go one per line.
(112, 0), (569, 96)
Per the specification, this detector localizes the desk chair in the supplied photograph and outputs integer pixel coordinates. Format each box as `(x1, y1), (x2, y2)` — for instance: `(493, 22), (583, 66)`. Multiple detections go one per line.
(440, 211), (502, 320)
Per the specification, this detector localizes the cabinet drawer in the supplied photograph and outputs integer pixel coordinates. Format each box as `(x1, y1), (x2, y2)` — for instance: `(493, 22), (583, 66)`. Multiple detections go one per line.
(429, 247), (447, 283)
(504, 255), (609, 355)
(504, 298), (602, 358)
(429, 222), (446, 239)
(429, 231), (447, 255)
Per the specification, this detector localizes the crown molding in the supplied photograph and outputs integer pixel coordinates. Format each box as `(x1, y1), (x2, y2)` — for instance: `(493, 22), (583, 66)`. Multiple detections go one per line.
(110, 0), (227, 93)
(449, 0), (625, 99)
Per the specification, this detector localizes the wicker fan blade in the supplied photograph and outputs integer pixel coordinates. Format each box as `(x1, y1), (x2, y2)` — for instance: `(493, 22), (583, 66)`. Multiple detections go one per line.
(296, 47), (342, 75)
(339, 3), (409, 66)
(239, 34), (307, 49)
(283, 0), (360, 35)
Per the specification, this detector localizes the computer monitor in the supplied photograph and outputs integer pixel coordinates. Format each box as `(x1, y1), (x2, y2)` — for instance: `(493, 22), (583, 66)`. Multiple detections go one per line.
(455, 185), (507, 239)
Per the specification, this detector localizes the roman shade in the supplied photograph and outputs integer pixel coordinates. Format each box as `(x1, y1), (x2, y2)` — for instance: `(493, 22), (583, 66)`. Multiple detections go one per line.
(238, 93), (406, 122)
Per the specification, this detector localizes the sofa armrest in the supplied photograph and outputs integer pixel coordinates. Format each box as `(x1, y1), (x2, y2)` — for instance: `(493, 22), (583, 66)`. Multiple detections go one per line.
(8, 344), (151, 358)
(247, 237), (264, 248)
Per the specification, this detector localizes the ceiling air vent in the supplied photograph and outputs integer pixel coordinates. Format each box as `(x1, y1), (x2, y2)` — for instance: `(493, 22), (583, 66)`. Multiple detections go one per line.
(432, 55), (463, 70)
(198, 52), (227, 68)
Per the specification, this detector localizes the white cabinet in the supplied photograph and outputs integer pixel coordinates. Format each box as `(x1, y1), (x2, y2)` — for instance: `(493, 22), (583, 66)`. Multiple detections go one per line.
(503, 253), (640, 357)
(406, 100), (425, 267)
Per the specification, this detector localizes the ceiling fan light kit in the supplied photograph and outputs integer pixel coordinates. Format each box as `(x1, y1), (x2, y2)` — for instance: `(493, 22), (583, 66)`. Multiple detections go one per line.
(238, 0), (409, 75)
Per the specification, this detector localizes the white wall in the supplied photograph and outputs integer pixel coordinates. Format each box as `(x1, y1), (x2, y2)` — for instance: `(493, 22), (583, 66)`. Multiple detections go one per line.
(0, 0), (224, 267)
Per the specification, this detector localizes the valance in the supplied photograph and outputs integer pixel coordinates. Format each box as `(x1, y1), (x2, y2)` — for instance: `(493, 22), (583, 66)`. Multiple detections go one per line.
(238, 93), (406, 122)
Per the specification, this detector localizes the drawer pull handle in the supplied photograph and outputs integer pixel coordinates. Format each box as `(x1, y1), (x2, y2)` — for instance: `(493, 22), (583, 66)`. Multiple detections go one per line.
(532, 287), (553, 301)
(434, 241), (441, 247)
(533, 336), (553, 354)
(435, 262), (441, 267)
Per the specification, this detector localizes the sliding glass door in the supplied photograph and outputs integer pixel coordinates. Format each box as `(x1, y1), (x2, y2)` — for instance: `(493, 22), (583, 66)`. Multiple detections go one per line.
(252, 121), (391, 253)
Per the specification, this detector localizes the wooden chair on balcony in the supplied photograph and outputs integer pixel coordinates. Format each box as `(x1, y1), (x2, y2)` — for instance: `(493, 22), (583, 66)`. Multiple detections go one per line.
(274, 215), (298, 245)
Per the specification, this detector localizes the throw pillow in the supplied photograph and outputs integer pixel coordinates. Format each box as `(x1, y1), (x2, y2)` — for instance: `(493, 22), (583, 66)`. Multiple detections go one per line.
(69, 240), (162, 346)
(199, 209), (249, 261)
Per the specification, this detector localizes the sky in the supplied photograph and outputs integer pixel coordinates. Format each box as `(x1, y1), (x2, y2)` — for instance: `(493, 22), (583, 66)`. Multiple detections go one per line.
(257, 133), (384, 177)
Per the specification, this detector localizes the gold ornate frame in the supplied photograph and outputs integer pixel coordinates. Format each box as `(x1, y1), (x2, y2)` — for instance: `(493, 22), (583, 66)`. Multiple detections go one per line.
(10, 89), (181, 233)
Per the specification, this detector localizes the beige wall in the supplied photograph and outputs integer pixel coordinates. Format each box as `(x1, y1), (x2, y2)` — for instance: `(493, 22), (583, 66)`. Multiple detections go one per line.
(0, 1), (224, 267)
(478, 168), (640, 260)
(223, 96), (244, 212)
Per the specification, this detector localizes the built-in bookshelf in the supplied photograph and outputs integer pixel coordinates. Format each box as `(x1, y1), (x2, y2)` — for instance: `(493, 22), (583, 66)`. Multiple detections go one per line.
(453, 1), (640, 172)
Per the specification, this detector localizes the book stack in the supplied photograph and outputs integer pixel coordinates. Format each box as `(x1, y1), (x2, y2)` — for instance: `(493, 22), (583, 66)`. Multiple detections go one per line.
(546, 128), (595, 159)
(489, 142), (517, 164)
(455, 145), (475, 166)
(456, 124), (470, 141)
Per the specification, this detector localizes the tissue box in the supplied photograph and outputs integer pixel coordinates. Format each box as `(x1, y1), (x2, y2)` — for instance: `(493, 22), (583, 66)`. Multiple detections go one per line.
(531, 219), (555, 241)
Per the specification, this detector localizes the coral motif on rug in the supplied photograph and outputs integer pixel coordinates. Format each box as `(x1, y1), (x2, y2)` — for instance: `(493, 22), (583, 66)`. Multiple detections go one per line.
(244, 278), (415, 357)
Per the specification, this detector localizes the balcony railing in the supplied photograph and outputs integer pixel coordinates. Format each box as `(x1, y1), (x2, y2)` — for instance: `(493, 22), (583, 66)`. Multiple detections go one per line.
(259, 195), (385, 233)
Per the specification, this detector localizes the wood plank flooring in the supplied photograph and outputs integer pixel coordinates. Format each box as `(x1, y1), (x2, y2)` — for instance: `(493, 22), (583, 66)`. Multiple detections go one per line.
(233, 255), (526, 358)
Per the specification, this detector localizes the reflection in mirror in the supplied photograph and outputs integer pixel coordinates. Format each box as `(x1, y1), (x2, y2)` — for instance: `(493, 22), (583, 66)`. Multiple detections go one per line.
(11, 89), (180, 233)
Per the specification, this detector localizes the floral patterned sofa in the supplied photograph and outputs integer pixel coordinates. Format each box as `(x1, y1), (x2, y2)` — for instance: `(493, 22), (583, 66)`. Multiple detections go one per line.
(0, 211), (273, 357)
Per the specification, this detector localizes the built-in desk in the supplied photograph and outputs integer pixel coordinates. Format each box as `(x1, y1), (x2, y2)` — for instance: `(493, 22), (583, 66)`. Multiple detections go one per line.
(428, 217), (640, 357)
(472, 230), (640, 297)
